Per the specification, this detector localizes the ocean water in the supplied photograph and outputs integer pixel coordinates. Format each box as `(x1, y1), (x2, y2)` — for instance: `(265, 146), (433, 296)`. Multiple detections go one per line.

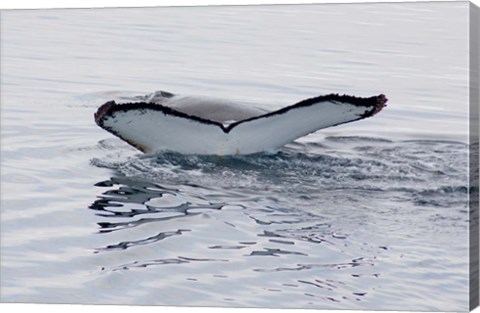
(0, 2), (473, 311)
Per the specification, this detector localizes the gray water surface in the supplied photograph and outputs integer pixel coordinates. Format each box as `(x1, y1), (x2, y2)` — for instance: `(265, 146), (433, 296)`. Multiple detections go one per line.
(0, 2), (472, 311)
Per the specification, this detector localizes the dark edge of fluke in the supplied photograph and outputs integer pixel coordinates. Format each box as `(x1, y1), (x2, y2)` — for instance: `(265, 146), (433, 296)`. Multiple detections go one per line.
(94, 93), (388, 135)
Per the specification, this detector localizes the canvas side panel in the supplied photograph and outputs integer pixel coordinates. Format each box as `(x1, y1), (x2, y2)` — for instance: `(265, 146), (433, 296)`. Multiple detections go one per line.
(470, 1), (480, 311)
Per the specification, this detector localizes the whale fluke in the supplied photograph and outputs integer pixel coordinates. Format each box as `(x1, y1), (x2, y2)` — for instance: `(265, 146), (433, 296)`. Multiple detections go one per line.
(94, 91), (387, 155)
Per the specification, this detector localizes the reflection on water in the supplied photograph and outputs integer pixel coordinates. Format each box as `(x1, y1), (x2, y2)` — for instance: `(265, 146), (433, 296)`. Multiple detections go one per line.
(82, 138), (470, 309)
(90, 176), (221, 252)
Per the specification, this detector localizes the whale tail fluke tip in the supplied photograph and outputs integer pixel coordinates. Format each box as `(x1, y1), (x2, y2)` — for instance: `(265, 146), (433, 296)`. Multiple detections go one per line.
(374, 94), (388, 115)
(95, 100), (116, 126)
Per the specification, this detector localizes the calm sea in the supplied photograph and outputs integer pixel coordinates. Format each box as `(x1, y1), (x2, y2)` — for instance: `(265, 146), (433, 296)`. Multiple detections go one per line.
(0, 2), (472, 311)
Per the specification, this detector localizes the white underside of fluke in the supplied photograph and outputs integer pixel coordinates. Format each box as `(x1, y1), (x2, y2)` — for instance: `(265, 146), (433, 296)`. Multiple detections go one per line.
(95, 91), (387, 155)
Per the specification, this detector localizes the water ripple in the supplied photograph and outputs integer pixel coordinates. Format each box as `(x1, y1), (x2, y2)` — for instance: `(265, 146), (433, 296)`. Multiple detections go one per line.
(85, 136), (469, 310)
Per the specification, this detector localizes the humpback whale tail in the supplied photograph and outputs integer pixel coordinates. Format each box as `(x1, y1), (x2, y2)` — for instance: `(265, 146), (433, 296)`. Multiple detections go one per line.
(94, 91), (387, 155)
